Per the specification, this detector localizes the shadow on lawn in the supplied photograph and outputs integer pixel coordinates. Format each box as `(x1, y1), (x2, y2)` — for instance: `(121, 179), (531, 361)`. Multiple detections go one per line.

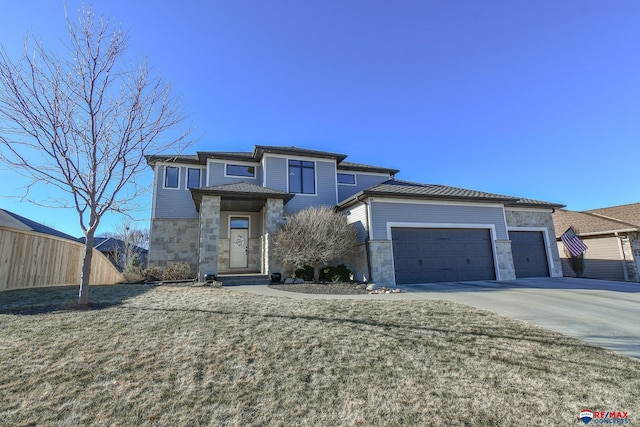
(0, 284), (153, 315)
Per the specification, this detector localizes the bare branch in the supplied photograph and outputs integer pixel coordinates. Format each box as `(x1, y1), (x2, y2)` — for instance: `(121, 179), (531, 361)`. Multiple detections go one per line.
(0, 5), (191, 304)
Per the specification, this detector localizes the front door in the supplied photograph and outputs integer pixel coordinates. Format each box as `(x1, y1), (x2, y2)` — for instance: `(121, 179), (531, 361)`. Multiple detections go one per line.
(229, 217), (249, 268)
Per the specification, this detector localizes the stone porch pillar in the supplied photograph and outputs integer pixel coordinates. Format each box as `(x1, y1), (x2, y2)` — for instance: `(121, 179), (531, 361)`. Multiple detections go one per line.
(263, 198), (284, 276)
(198, 195), (221, 281)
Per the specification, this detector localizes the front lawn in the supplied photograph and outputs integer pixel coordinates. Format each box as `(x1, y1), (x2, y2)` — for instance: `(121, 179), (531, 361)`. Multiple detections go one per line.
(1, 285), (638, 425)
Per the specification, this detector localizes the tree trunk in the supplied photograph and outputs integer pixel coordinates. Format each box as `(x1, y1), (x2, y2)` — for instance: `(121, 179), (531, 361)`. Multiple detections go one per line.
(78, 230), (95, 306)
(313, 263), (321, 283)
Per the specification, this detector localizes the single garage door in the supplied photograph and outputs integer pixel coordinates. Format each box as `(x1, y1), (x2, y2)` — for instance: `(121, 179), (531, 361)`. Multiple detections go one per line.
(510, 231), (549, 278)
(392, 228), (496, 284)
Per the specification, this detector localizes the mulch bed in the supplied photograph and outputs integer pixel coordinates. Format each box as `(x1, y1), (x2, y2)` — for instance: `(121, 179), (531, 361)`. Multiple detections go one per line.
(268, 282), (368, 295)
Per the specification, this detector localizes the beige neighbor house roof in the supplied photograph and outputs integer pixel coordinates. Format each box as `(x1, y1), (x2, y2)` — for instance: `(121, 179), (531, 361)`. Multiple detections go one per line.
(552, 208), (639, 239)
(585, 202), (640, 228)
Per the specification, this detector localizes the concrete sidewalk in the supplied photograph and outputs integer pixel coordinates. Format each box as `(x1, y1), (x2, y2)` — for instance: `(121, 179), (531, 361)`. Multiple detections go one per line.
(228, 278), (640, 359)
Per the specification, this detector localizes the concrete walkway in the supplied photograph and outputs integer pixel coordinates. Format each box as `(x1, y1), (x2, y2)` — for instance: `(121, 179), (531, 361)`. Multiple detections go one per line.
(229, 278), (640, 359)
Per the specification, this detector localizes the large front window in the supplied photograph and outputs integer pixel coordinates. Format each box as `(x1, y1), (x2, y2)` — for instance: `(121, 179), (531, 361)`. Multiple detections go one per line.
(226, 164), (255, 178)
(288, 160), (315, 194)
(164, 166), (179, 188)
(187, 168), (201, 188)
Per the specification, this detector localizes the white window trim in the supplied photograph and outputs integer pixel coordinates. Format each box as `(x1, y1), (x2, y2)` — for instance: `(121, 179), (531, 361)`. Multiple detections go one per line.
(287, 158), (317, 196)
(163, 165), (181, 190)
(337, 172), (357, 186)
(507, 227), (557, 274)
(187, 167), (204, 189)
(386, 222), (501, 281)
(224, 162), (258, 179)
(229, 215), (251, 236)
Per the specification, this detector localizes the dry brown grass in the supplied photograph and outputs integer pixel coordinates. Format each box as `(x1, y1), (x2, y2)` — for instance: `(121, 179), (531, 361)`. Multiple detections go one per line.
(1, 284), (638, 426)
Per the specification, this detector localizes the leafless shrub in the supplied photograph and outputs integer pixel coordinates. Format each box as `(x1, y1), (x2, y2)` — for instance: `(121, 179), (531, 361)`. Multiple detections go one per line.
(272, 206), (357, 283)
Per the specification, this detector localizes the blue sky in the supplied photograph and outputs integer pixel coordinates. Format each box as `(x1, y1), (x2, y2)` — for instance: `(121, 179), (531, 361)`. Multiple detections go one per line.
(1, 0), (639, 237)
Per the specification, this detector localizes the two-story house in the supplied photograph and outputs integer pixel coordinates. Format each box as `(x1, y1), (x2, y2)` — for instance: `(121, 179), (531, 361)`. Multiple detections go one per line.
(146, 145), (564, 286)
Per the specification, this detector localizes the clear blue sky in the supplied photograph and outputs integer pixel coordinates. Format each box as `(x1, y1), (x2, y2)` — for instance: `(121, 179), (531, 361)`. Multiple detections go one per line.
(1, 0), (639, 237)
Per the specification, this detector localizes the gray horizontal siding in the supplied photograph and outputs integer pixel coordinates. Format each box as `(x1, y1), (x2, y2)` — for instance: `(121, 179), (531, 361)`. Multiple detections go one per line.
(153, 165), (199, 219)
(265, 156), (338, 214)
(557, 237), (625, 280)
(343, 203), (368, 242)
(369, 201), (508, 241)
(207, 160), (261, 186)
(264, 156), (287, 191)
(338, 173), (390, 202)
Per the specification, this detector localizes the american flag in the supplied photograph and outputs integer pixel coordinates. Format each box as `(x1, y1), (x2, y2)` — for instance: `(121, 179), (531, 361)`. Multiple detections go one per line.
(561, 227), (588, 256)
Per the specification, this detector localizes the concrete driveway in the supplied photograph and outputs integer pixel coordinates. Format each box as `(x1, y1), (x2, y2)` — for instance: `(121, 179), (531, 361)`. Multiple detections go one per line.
(397, 277), (640, 359)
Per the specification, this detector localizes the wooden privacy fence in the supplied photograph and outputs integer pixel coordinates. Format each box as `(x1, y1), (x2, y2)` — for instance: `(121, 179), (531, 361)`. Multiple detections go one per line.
(0, 226), (124, 292)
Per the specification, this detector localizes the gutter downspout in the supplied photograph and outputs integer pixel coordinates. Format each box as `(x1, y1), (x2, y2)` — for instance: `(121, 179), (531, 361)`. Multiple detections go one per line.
(356, 195), (373, 284)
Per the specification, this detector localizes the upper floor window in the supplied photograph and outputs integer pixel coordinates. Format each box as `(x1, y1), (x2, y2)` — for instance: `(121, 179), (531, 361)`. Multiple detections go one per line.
(337, 173), (356, 185)
(289, 160), (315, 194)
(187, 168), (201, 188)
(164, 166), (179, 189)
(226, 164), (255, 178)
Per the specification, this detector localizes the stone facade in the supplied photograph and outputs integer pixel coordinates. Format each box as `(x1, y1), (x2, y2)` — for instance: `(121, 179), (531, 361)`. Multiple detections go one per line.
(343, 243), (369, 282)
(620, 236), (639, 282)
(148, 219), (199, 275)
(505, 209), (563, 277)
(368, 240), (395, 287)
(494, 240), (516, 280)
(198, 195), (221, 280)
(262, 198), (284, 276)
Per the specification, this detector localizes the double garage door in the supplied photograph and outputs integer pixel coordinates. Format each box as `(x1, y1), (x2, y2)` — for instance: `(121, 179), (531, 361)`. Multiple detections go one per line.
(392, 228), (549, 284)
(392, 228), (496, 284)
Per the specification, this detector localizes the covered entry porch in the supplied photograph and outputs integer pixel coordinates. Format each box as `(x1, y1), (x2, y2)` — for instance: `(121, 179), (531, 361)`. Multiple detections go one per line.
(190, 183), (293, 281)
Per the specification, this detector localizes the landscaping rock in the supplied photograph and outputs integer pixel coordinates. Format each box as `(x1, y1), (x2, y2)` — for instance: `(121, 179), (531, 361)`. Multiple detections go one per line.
(368, 287), (402, 295)
(293, 278), (305, 284)
(284, 278), (294, 284)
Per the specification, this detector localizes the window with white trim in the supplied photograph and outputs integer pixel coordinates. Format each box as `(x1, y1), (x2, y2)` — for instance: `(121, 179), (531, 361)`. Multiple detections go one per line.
(289, 160), (315, 194)
(226, 164), (255, 178)
(187, 168), (201, 188)
(337, 173), (356, 185)
(164, 166), (179, 189)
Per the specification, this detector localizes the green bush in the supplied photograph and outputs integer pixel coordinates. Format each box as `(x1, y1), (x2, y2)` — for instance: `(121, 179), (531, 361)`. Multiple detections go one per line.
(294, 264), (352, 282)
(293, 265), (314, 281)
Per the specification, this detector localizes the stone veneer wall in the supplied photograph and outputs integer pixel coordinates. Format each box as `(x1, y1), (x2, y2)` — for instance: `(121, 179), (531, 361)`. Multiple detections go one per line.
(342, 243), (369, 282)
(262, 198), (284, 276)
(494, 240), (516, 280)
(620, 236), (639, 282)
(198, 195), (221, 280)
(368, 240), (395, 287)
(505, 209), (563, 277)
(148, 219), (199, 275)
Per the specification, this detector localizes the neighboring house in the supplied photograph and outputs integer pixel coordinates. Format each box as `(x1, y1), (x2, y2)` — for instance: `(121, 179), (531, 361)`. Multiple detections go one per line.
(552, 205), (640, 282)
(78, 237), (148, 271)
(0, 208), (79, 241)
(146, 145), (564, 286)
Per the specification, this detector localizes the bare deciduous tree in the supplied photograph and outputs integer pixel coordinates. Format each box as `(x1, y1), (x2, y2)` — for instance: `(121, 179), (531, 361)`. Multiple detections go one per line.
(272, 206), (357, 283)
(0, 5), (190, 305)
(100, 218), (149, 270)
